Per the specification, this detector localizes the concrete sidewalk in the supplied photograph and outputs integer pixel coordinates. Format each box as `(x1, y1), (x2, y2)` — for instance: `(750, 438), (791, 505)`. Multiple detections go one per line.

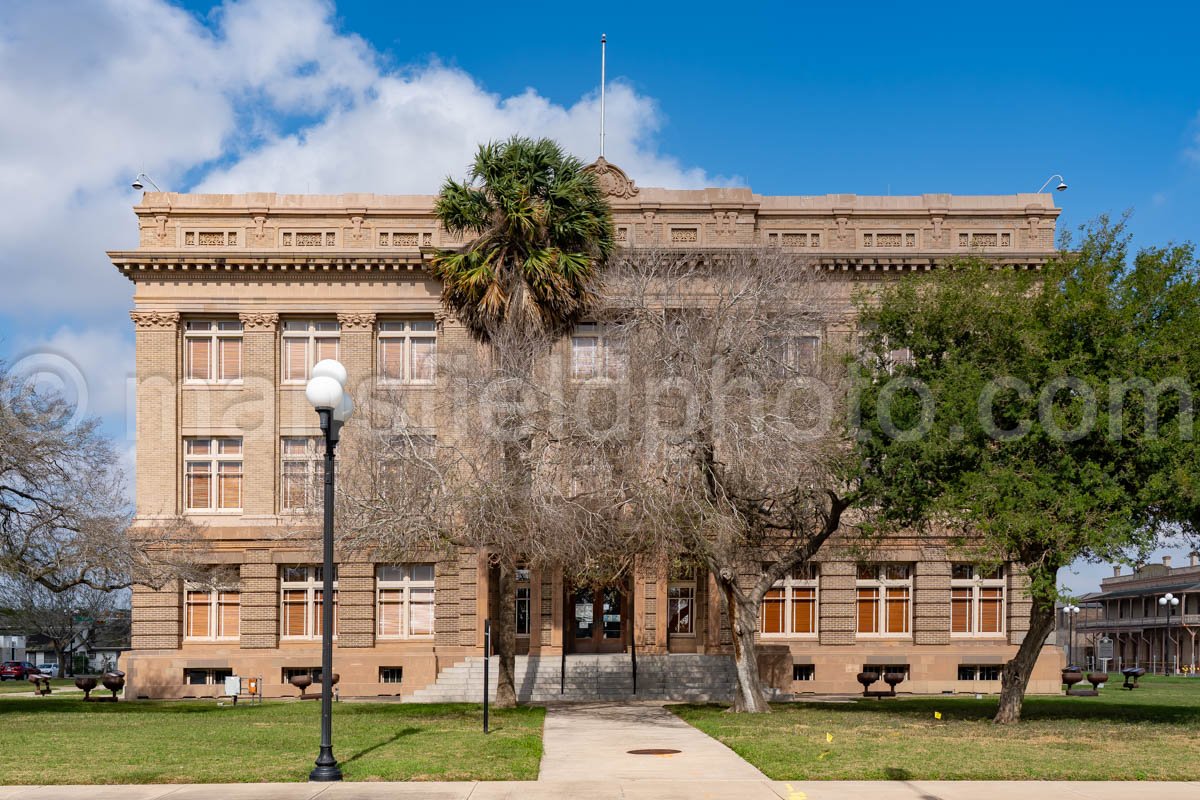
(1, 781), (1198, 799)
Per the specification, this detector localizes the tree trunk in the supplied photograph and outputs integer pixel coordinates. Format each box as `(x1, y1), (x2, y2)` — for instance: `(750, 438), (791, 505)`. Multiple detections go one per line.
(493, 561), (518, 708)
(52, 642), (67, 677)
(721, 580), (770, 713)
(994, 600), (1056, 724)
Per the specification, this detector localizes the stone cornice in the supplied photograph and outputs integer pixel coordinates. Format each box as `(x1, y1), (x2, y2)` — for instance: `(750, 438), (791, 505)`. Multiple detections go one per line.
(129, 310), (180, 330)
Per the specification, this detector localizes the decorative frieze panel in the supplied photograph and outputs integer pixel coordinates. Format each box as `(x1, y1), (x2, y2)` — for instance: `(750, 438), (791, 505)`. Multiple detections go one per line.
(182, 230), (239, 247)
(615, 226), (630, 243)
(379, 231), (420, 248)
(768, 231), (822, 248)
(863, 232), (916, 248)
(281, 231), (337, 247)
(958, 232), (1012, 248)
(670, 227), (699, 244)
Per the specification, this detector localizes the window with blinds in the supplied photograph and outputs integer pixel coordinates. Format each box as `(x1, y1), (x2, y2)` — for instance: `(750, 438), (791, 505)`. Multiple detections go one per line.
(184, 438), (242, 512)
(282, 320), (339, 382)
(185, 320), (243, 382)
(184, 588), (240, 639)
(378, 319), (437, 383)
(280, 566), (337, 639)
(951, 564), (1006, 636)
(761, 564), (819, 636)
(280, 436), (320, 513)
(376, 564), (435, 639)
(570, 322), (628, 380)
(856, 564), (912, 636)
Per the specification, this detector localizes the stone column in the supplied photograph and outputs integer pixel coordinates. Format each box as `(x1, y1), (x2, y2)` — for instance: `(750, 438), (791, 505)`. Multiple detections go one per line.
(130, 310), (180, 516)
(130, 579), (182, 650)
(434, 556), (462, 647)
(336, 560), (375, 648)
(913, 558), (951, 645)
(240, 549), (278, 649)
(239, 312), (279, 516)
(818, 561), (856, 645)
(336, 312), (376, 401)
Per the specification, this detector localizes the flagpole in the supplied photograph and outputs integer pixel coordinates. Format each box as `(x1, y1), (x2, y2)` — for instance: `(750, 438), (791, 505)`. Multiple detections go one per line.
(600, 33), (606, 158)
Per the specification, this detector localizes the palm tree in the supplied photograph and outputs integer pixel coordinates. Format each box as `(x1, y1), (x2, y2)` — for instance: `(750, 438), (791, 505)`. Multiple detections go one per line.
(432, 137), (614, 706)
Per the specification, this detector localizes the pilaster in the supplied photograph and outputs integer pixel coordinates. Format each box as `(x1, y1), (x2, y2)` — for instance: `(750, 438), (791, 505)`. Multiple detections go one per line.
(239, 312), (278, 516)
(130, 310), (180, 516)
(239, 549), (279, 649)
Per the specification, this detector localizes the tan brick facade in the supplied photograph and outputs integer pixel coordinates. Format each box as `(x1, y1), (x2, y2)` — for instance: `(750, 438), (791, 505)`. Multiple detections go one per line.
(110, 168), (1066, 699)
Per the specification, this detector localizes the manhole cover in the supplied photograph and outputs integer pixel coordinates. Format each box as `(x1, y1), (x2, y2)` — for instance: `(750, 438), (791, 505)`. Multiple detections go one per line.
(627, 748), (681, 755)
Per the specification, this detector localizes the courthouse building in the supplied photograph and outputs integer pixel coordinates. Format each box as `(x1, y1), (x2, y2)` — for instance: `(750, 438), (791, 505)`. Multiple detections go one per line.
(109, 159), (1066, 699)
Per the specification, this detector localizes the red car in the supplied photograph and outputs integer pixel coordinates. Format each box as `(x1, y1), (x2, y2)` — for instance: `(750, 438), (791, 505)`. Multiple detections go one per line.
(0, 661), (41, 680)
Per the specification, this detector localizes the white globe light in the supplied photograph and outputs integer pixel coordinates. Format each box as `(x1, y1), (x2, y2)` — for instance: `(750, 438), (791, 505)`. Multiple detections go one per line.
(333, 392), (355, 423)
(305, 375), (344, 410)
(1159, 597), (1168, 606)
(311, 359), (348, 387)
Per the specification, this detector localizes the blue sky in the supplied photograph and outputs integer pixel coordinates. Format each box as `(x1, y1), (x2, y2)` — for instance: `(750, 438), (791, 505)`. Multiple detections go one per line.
(2, 0), (1198, 592)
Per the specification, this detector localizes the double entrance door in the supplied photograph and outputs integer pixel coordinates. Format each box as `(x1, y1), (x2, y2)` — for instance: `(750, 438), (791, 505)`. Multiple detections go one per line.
(568, 584), (628, 654)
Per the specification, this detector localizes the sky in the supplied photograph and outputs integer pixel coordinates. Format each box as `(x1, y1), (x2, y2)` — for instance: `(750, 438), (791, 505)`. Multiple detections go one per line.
(1, 0), (1199, 593)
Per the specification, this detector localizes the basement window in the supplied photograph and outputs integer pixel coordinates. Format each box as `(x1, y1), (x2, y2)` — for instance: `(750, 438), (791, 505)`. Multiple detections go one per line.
(380, 667), (404, 684)
(792, 664), (815, 681)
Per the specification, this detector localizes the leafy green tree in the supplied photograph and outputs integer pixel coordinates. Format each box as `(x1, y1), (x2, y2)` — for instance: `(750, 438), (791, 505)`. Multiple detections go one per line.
(854, 219), (1200, 723)
(430, 137), (614, 706)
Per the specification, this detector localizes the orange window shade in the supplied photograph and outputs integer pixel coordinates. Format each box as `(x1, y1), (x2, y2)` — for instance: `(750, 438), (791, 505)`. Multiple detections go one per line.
(217, 462), (242, 509)
(411, 338), (436, 381)
(761, 588), (785, 634)
(379, 339), (404, 380)
(315, 337), (338, 364)
(885, 588), (910, 634)
(186, 592), (212, 637)
(284, 339), (307, 381)
(951, 588), (972, 633)
(409, 588), (434, 636)
(980, 588), (1003, 633)
(218, 593), (240, 638)
(856, 588), (879, 634)
(281, 463), (308, 511)
(377, 589), (403, 637)
(186, 463), (211, 509)
(313, 590), (338, 637)
(219, 338), (242, 380)
(791, 588), (815, 634)
(282, 590), (307, 636)
(187, 338), (211, 380)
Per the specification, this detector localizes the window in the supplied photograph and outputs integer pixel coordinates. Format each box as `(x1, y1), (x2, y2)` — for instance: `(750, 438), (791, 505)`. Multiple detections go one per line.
(571, 323), (627, 380)
(184, 668), (232, 686)
(792, 664), (815, 681)
(185, 320), (243, 382)
(951, 564), (1006, 636)
(184, 438), (243, 512)
(376, 564), (434, 639)
(282, 320), (339, 382)
(762, 564), (819, 636)
(766, 335), (820, 376)
(280, 436), (320, 512)
(280, 566), (337, 639)
(856, 564), (912, 636)
(379, 319), (437, 383)
(515, 565), (532, 637)
(380, 667), (404, 684)
(184, 587), (240, 639)
(668, 568), (697, 635)
(958, 664), (1002, 681)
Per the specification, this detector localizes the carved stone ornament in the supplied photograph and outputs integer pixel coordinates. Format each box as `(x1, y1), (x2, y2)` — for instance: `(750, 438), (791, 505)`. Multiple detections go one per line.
(129, 310), (180, 330)
(584, 157), (639, 199)
(337, 312), (377, 331)
(239, 312), (279, 331)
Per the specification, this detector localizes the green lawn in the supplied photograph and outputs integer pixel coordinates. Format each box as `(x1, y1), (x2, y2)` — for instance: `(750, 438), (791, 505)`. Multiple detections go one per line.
(0, 697), (543, 783)
(671, 676), (1200, 781)
(0, 678), (75, 695)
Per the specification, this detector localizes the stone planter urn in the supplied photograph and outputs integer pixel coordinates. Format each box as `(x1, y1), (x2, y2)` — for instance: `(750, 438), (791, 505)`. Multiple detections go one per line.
(74, 676), (98, 701)
(289, 674), (313, 698)
(883, 672), (906, 692)
(1087, 672), (1109, 690)
(1061, 669), (1084, 692)
(316, 672), (340, 687)
(856, 671), (880, 694)
(101, 670), (125, 701)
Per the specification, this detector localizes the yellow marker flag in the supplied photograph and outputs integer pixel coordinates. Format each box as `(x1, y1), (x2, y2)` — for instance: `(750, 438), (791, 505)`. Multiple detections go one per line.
(934, 711), (942, 720)
(826, 732), (833, 743)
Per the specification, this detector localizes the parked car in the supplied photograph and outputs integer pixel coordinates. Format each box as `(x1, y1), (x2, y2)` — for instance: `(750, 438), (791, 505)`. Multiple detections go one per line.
(0, 661), (40, 680)
(36, 663), (59, 678)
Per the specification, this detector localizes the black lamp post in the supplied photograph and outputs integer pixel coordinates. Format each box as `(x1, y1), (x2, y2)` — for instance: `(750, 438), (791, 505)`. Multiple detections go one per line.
(1063, 603), (1080, 668)
(304, 359), (354, 782)
(1158, 592), (1180, 675)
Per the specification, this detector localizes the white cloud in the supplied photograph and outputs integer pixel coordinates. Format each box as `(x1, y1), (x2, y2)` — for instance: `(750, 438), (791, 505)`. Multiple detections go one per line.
(9, 325), (136, 426)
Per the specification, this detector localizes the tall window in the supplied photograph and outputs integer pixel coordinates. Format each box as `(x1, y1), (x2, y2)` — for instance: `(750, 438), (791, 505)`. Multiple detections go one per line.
(378, 319), (437, 383)
(376, 564), (434, 639)
(282, 320), (339, 382)
(571, 323), (627, 380)
(766, 334), (819, 376)
(667, 567), (698, 636)
(761, 564), (819, 636)
(280, 566), (337, 639)
(184, 438), (242, 512)
(185, 320), (243, 382)
(951, 564), (1006, 635)
(856, 564), (912, 636)
(184, 587), (240, 640)
(515, 565), (532, 637)
(280, 436), (320, 512)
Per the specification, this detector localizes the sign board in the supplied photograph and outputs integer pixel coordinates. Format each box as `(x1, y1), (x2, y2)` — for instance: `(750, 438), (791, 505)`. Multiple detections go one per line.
(1097, 637), (1114, 660)
(224, 675), (241, 696)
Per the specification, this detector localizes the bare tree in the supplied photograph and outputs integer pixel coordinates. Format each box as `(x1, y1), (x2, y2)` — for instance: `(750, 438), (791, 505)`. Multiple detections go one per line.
(0, 577), (117, 676)
(607, 248), (859, 712)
